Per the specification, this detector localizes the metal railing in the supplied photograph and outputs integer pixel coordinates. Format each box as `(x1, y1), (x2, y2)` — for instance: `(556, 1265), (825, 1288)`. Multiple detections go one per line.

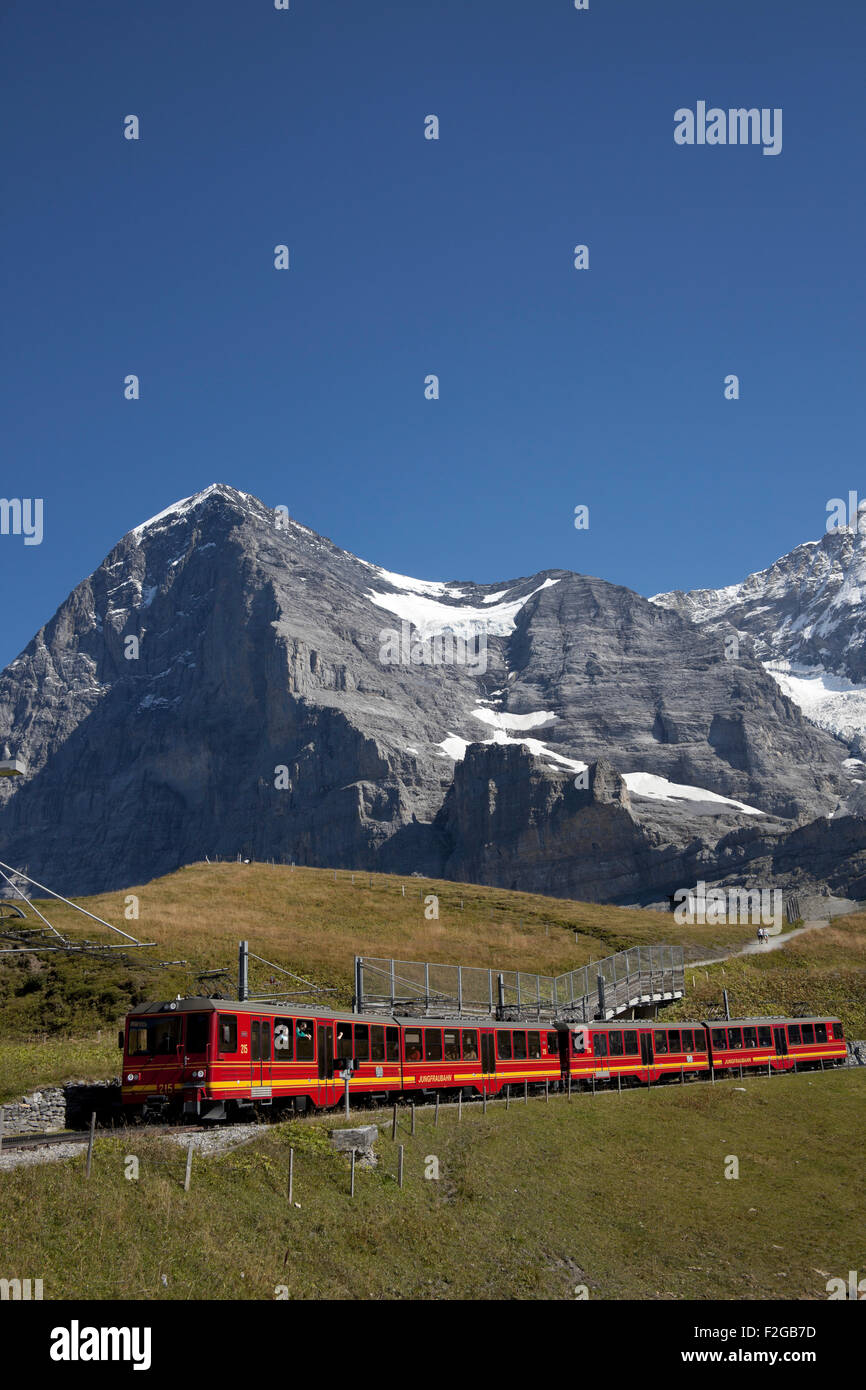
(355, 944), (684, 1022)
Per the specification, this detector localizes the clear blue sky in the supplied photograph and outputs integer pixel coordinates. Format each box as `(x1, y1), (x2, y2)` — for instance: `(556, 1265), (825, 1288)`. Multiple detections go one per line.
(2, 0), (864, 669)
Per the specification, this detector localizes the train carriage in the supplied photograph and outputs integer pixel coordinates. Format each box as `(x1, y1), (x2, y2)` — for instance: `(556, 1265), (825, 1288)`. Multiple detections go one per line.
(557, 1019), (710, 1088)
(704, 1016), (846, 1075)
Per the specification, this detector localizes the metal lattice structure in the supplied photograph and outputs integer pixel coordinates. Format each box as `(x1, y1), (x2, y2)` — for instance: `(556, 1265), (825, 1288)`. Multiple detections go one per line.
(355, 944), (684, 1022)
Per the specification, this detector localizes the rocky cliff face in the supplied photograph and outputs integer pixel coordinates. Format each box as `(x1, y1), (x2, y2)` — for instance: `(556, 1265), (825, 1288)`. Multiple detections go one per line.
(0, 484), (860, 902)
(651, 506), (866, 752)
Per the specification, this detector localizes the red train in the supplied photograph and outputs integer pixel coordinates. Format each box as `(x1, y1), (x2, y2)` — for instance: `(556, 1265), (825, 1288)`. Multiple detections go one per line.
(119, 998), (847, 1121)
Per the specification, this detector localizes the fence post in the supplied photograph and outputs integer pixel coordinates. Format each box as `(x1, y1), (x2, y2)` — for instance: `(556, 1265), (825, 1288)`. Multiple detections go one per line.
(183, 1138), (194, 1192)
(411, 1103), (415, 1136)
(681, 1065), (684, 1085)
(288, 1148), (294, 1204)
(567, 1074), (572, 1101)
(435, 1094), (439, 1127)
(524, 1081), (528, 1105)
(350, 1149), (356, 1198)
(85, 1111), (96, 1179)
(398, 1145), (404, 1189)
(344, 1076), (350, 1117)
(545, 1079), (549, 1104)
(391, 1103), (397, 1141)
(458, 1092), (462, 1122)
(617, 1072), (621, 1095)
(506, 1085), (510, 1111)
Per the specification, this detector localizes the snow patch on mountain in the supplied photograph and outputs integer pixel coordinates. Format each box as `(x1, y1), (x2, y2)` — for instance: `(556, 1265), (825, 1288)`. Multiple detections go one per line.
(367, 578), (559, 641)
(472, 708), (557, 732)
(764, 662), (866, 746)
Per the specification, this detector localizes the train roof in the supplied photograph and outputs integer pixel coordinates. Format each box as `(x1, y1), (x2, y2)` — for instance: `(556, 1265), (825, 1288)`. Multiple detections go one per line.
(704, 1016), (839, 1026)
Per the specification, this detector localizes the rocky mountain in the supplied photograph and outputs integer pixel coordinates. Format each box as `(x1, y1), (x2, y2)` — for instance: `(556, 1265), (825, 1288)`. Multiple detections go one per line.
(0, 483), (862, 904)
(651, 505), (866, 754)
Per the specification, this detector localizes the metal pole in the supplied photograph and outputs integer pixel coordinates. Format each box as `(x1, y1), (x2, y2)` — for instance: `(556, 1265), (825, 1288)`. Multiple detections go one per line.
(458, 1092), (462, 1122)
(506, 1085), (510, 1110)
(411, 1103), (415, 1136)
(238, 940), (249, 1002)
(344, 1075), (350, 1117)
(85, 1111), (96, 1179)
(524, 1081), (528, 1105)
(545, 1079), (549, 1103)
(350, 1149), (355, 1198)
(483, 1088), (487, 1114)
(288, 1148), (294, 1203)
(398, 1145), (404, 1189)
(435, 1094), (439, 1126)
(184, 1138), (194, 1192)
(617, 1072), (621, 1095)
(567, 1074), (572, 1101)
(723, 988), (730, 1021)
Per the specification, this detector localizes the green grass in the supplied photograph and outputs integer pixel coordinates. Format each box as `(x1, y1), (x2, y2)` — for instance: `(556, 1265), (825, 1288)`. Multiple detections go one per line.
(1, 1069), (863, 1301)
(0, 1036), (120, 1106)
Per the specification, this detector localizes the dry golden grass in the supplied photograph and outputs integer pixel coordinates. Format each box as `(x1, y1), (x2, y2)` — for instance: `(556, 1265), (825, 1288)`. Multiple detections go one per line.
(31, 860), (759, 990)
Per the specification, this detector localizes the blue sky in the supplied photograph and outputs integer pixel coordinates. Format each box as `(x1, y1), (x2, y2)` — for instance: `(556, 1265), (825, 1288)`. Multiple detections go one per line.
(2, 0), (864, 669)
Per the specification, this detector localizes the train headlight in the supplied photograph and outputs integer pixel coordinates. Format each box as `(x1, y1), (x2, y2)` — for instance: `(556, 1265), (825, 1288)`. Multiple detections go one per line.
(193, 1069), (205, 1079)
(126, 1072), (140, 1083)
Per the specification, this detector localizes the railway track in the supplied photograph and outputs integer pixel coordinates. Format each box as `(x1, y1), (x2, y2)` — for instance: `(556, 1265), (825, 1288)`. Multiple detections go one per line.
(0, 1123), (204, 1153)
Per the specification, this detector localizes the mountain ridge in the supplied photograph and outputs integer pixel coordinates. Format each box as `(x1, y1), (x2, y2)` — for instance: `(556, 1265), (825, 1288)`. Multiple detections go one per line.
(0, 483), (862, 904)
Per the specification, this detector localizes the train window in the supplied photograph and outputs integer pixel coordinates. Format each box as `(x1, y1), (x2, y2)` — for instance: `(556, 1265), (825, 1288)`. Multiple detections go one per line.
(218, 1015), (237, 1053)
(667, 1030), (681, 1052)
(593, 1033), (608, 1058)
(261, 1022), (271, 1061)
(386, 1026), (399, 1061)
(608, 1032), (624, 1056)
(801, 1023), (815, 1044)
(425, 1029), (443, 1062)
(251, 1021), (261, 1062)
(743, 1027), (757, 1048)
(186, 1013), (210, 1053)
(835, 1020), (844, 1039)
(654, 1030), (668, 1054)
(497, 1032), (513, 1061)
(758, 1027), (772, 1048)
(128, 1019), (169, 1056)
(728, 1028), (743, 1049)
(443, 1030), (460, 1061)
(462, 1031), (478, 1061)
(815, 1023), (827, 1043)
(513, 1031), (527, 1060)
(354, 1025), (370, 1061)
(528, 1032), (542, 1059)
(788, 1024), (801, 1044)
(274, 1018), (293, 1059)
(370, 1025), (385, 1062)
(405, 1030), (423, 1062)
(711, 1029), (726, 1049)
(547, 1032), (559, 1054)
(295, 1019), (314, 1061)
(681, 1030), (694, 1052)
(623, 1031), (638, 1054)
(335, 1026), (353, 1060)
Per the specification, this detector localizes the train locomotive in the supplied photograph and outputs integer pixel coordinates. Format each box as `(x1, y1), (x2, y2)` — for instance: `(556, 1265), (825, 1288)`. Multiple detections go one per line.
(119, 997), (847, 1122)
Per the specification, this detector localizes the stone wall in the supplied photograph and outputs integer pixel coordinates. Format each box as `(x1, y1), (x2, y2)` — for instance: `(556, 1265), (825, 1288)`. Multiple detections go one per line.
(0, 1079), (121, 1135)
